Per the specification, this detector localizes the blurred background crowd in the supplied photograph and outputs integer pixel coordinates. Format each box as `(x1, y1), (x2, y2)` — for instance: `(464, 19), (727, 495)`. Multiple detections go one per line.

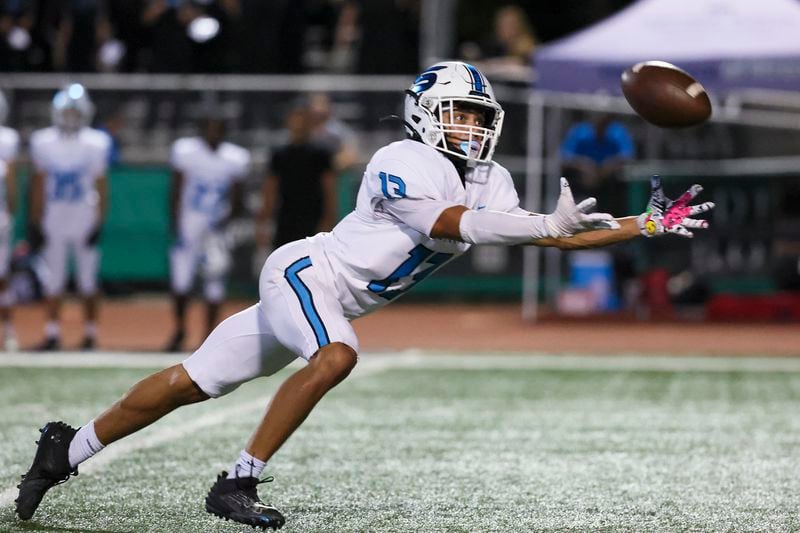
(0, 0), (631, 76)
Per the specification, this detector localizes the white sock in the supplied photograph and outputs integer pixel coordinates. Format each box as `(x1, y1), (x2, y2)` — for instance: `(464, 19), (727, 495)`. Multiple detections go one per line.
(227, 450), (266, 479)
(45, 321), (60, 339)
(85, 322), (97, 338)
(68, 420), (105, 469)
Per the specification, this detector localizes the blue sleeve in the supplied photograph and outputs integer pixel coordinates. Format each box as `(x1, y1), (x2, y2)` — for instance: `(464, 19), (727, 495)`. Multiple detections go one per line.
(608, 123), (635, 159)
(560, 124), (587, 160)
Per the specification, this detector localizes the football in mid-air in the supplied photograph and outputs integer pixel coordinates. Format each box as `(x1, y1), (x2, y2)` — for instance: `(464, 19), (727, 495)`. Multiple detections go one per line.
(620, 61), (712, 128)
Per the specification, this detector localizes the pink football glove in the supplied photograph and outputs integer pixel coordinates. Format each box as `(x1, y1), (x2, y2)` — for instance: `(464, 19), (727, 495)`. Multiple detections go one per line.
(637, 175), (715, 238)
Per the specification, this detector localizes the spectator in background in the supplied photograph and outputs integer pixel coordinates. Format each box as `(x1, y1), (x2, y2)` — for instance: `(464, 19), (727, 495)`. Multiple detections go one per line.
(233, 0), (305, 73)
(257, 104), (336, 252)
(464, 4), (536, 82)
(307, 92), (358, 172)
(102, 0), (147, 73)
(329, 0), (358, 72)
(560, 112), (636, 312)
(560, 112), (635, 216)
(55, 0), (106, 72)
(187, 0), (239, 73)
(356, 0), (419, 74)
(491, 5), (536, 64)
(0, 0), (36, 71)
(141, 0), (194, 73)
(8, 0), (66, 72)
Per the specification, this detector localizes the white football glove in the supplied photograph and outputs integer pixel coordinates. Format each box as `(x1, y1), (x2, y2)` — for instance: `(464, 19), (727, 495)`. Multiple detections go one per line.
(544, 177), (620, 238)
(637, 175), (715, 238)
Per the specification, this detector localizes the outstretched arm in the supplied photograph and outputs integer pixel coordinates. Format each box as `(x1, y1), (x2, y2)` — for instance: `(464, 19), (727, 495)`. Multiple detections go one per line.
(527, 176), (714, 249)
(430, 176), (714, 249)
(532, 216), (639, 249)
(431, 178), (618, 242)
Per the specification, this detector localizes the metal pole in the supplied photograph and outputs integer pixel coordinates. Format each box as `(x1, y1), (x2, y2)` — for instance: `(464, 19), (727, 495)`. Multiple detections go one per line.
(522, 91), (545, 321)
(543, 103), (564, 313)
(420, 0), (457, 67)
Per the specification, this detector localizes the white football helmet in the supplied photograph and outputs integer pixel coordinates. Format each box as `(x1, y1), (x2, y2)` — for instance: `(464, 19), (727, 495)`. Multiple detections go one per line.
(404, 61), (504, 165)
(0, 90), (7, 125)
(51, 83), (95, 132)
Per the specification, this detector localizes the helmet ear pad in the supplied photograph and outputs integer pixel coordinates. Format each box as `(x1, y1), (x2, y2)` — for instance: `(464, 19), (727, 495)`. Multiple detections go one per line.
(404, 92), (446, 151)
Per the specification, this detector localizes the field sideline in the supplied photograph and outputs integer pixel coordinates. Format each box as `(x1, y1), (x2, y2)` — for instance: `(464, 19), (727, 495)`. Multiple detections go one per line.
(1, 352), (799, 532)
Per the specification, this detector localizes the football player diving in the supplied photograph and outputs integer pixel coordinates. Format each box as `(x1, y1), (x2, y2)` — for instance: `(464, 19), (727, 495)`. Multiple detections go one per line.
(16, 62), (713, 529)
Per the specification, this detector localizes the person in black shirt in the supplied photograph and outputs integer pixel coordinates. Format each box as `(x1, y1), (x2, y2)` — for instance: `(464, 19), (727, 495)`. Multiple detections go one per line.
(257, 104), (336, 250)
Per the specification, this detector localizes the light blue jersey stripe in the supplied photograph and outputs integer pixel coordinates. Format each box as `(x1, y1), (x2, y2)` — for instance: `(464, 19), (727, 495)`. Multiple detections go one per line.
(284, 256), (330, 348)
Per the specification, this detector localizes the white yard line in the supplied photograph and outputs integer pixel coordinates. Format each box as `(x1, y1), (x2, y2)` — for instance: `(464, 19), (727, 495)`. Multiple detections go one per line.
(2, 350), (799, 372)
(0, 352), (187, 368)
(0, 356), (396, 508)
(391, 350), (800, 373)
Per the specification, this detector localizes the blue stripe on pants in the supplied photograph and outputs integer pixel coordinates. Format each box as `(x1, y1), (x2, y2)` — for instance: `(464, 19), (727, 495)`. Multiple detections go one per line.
(284, 256), (330, 349)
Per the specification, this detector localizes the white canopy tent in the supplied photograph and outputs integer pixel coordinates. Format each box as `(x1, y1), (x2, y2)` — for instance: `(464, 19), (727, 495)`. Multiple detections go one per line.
(534, 0), (800, 94)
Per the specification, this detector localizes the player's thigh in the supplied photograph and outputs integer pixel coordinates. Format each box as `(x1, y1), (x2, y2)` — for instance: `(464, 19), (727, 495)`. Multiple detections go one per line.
(181, 302), (298, 398)
(74, 243), (100, 295)
(259, 241), (359, 361)
(41, 235), (69, 296)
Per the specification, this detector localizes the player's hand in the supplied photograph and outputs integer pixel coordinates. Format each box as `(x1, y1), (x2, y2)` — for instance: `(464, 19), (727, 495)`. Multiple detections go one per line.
(637, 175), (715, 238)
(544, 177), (620, 237)
(27, 224), (45, 251)
(86, 225), (102, 246)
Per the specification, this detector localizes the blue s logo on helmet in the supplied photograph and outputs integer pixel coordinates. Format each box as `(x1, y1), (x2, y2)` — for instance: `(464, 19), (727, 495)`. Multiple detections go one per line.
(410, 65), (447, 95)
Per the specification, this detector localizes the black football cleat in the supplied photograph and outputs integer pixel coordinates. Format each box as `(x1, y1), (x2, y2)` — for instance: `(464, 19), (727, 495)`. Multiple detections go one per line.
(205, 471), (285, 530)
(15, 421), (78, 520)
(35, 336), (60, 352)
(81, 336), (96, 351)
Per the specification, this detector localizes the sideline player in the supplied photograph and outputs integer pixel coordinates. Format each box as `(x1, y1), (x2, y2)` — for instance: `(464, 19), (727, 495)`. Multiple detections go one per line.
(164, 110), (250, 352)
(0, 90), (20, 350)
(29, 84), (111, 351)
(16, 62), (714, 529)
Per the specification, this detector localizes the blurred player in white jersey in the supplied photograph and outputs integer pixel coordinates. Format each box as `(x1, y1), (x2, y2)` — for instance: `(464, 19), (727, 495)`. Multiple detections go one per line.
(28, 84), (111, 351)
(165, 110), (250, 352)
(17, 63), (715, 529)
(0, 90), (20, 350)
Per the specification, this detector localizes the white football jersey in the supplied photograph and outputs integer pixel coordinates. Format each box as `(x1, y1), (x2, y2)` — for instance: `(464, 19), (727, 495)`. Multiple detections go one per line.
(30, 126), (111, 234)
(309, 139), (522, 319)
(171, 137), (250, 224)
